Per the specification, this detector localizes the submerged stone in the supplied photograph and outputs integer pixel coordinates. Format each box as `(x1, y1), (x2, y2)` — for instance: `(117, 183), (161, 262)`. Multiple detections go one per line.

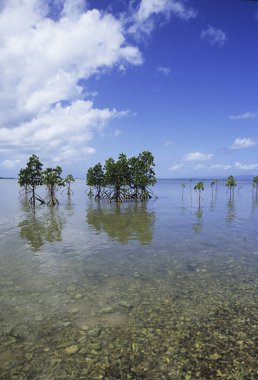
(99, 306), (114, 314)
(118, 301), (133, 309)
(64, 345), (79, 354)
(80, 325), (89, 331)
(69, 307), (79, 314)
(87, 327), (101, 337)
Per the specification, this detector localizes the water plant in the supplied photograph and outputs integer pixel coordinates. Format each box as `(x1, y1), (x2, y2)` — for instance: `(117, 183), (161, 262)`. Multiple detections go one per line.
(18, 155), (76, 207)
(42, 166), (65, 206)
(180, 184), (186, 200)
(194, 181), (204, 208)
(252, 175), (258, 198)
(86, 162), (105, 199)
(18, 154), (45, 207)
(86, 151), (157, 202)
(104, 153), (130, 202)
(226, 175), (237, 199)
(64, 174), (75, 196)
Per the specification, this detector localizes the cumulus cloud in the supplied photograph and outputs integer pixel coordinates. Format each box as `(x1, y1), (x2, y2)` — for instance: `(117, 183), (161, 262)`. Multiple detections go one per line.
(201, 25), (227, 47)
(230, 138), (256, 149)
(130, 0), (197, 35)
(0, 159), (21, 168)
(210, 164), (232, 171)
(235, 162), (258, 171)
(184, 152), (214, 161)
(229, 112), (257, 120)
(163, 140), (172, 146)
(0, 0), (142, 165)
(136, 0), (197, 22)
(0, 100), (125, 163)
(169, 164), (183, 171)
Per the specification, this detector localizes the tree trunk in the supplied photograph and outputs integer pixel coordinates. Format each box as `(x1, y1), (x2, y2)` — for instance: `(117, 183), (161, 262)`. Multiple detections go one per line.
(32, 186), (35, 208)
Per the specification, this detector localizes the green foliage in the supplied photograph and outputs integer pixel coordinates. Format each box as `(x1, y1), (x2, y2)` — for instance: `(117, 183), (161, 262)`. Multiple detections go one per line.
(226, 175), (236, 191)
(86, 163), (105, 198)
(87, 163), (104, 187)
(226, 175), (236, 189)
(226, 175), (237, 199)
(252, 176), (258, 188)
(210, 180), (218, 196)
(194, 181), (204, 208)
(18, 154), (44, 206)
(64, 174), (75, 195)
(194, 182), (204, 192)
(105, 153), (130, 187)
(42, 166), (65, 206)
(18, 155), (75, 207)
(18, 154), (43, 188)
(86, 151), (157, 202)
(252, 176), (258, 198)
(42, 166), (64, 187)
(65, 174), (75, 185)
(18, 167), (30, 190)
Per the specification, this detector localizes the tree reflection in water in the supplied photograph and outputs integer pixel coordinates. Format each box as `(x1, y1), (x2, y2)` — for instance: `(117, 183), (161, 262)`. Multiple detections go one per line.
(226, 198), (236, 223)
(19, 208), (65, 251)
(86, 201), (156, 245)
(192, 208), (203, 233)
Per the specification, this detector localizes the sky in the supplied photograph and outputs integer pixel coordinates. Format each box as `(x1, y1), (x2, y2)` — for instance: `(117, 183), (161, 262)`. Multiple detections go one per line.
(0, 0), (258, 178)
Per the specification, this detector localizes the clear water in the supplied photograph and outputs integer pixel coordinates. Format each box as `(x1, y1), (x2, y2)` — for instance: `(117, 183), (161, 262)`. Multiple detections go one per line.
(0, 179), (257, 379)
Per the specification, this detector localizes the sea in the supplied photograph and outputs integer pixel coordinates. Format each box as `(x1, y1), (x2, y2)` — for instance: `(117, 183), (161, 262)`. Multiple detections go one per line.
(0, 179), (257, 379)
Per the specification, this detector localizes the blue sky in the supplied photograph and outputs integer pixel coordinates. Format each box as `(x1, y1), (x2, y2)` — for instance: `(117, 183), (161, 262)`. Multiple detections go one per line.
(0, 0), (258, 178)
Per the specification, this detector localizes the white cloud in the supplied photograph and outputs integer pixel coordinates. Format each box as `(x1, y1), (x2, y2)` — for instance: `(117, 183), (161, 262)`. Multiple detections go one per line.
(169, 164), (183, 171)
(62, 0), (87, 19)
(0, 0), (143, 165)
(194, 164), (206, 170)
(0, 159), (21, 168)
(210, 164), (232, 171)
(136, 0), (197, 22)
(157, 66), (171, 76)
(163, 140), (172, 146)
(184, 152), (214, 161)
(201, 25), (227, 47)
(114, 129), (122, 137)
(0, 100), (125, 163)
(235, 162), (258, 171)
(130, 0), (197, 35)
(229, 112), (257, 120)
(230, 138), (256, 150)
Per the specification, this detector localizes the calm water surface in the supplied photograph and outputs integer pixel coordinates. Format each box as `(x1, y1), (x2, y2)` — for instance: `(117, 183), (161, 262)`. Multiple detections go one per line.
(0, 179), (257, 379)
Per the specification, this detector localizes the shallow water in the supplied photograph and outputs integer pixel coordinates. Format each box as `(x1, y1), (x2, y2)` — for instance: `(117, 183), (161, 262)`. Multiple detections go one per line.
(0, 179), (257, 379)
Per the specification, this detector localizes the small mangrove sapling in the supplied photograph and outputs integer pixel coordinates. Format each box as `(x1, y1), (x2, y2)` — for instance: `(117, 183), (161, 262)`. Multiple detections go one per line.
(194, 181), (204, 208)
(226, 175), (237, 200)
(252, 176), (258, 198)
(180, 184), (186, 200)
(64, 174), (75, 196)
